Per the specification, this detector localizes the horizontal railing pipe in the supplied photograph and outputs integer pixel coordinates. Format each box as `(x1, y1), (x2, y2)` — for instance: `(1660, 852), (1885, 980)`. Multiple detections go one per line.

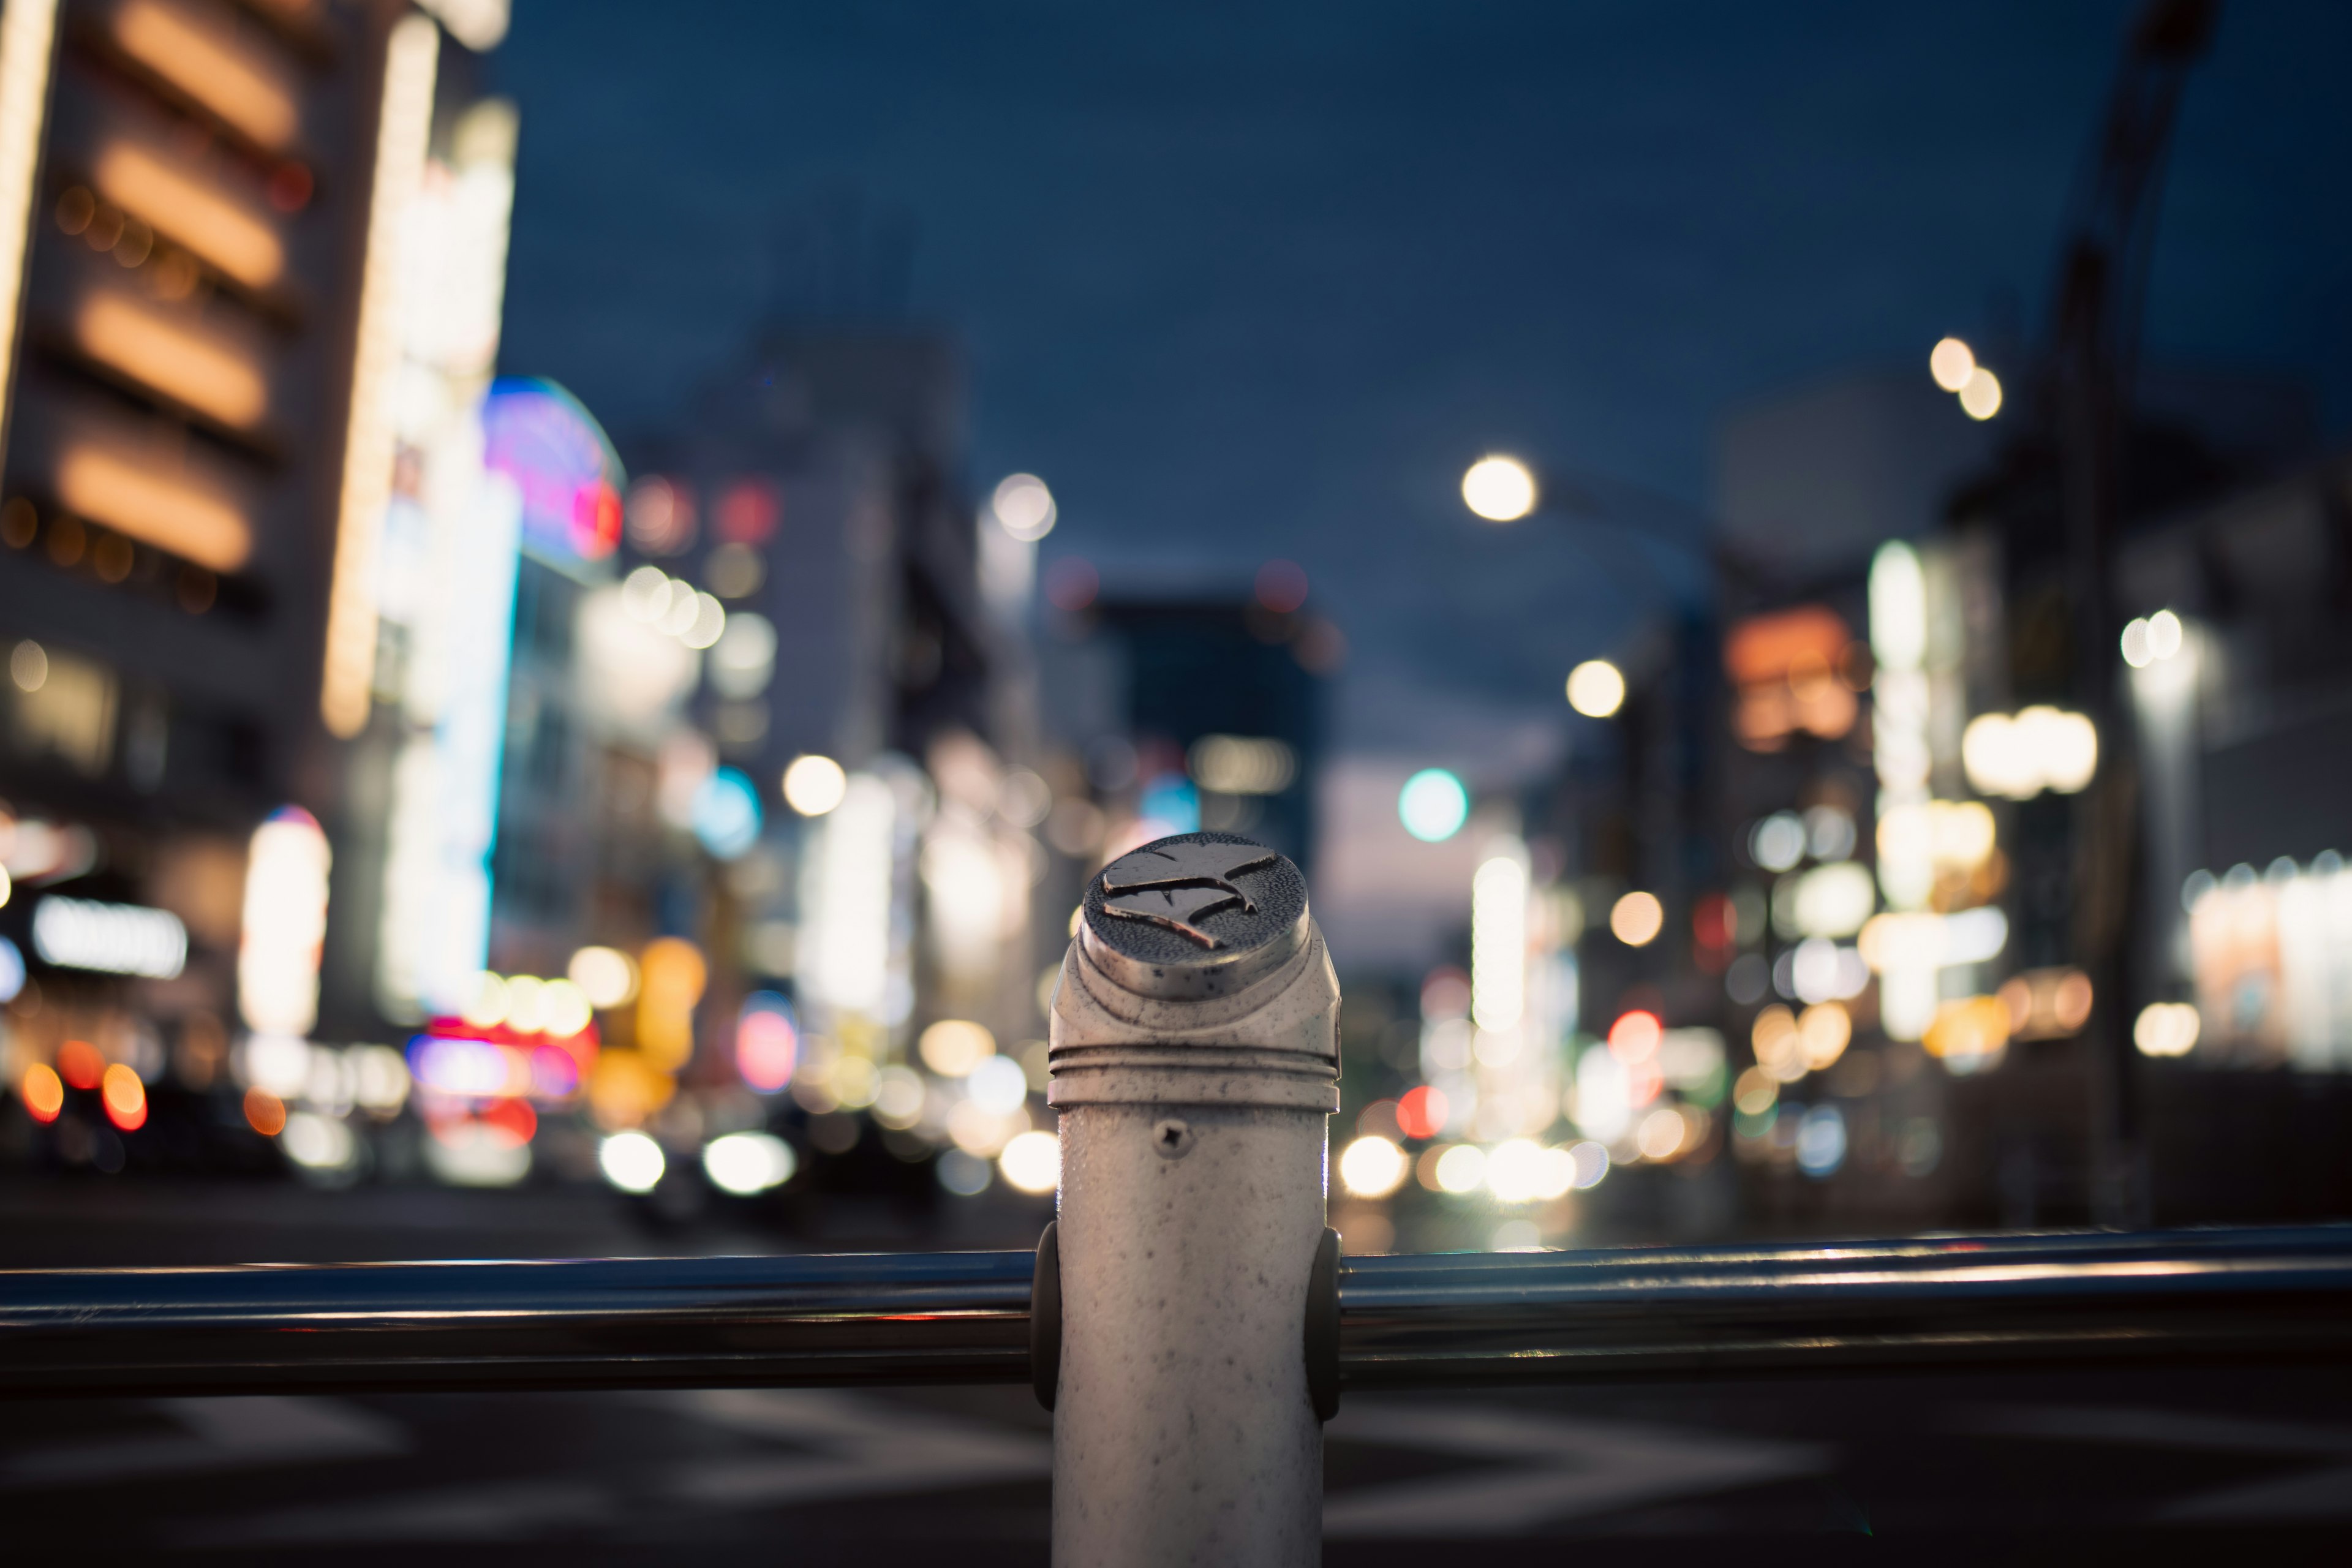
(4, 1224), (2350, 1401)
(1336, 1223), (2352, 1386)
(0, 1250), (1037, 1399)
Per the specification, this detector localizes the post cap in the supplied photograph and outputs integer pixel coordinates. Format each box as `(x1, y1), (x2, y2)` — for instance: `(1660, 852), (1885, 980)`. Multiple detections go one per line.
(1079, 833), (1308, 1000)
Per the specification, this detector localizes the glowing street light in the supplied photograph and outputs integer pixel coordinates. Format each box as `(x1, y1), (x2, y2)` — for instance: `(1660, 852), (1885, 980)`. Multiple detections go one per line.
(1929, 336), (1976, 393)
(990, 473), (1057, 541)
(1930, 336), (2002, 420)
(1959, 367), (2003, 421)
(1565, 658), (1626, 718)
(1461, 456), (1537, 522)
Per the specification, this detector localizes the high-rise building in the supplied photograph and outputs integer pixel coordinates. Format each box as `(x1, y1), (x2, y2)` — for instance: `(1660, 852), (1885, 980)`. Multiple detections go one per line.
(0, 1), (514, 1167)
(1075, 596), (1328, 876)
(612, 323), (1052, 1184)
(621, 327), (987, 784)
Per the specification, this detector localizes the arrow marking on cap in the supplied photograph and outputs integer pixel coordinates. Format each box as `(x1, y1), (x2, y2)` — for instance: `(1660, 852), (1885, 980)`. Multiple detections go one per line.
(1097, 841), (1280, 949)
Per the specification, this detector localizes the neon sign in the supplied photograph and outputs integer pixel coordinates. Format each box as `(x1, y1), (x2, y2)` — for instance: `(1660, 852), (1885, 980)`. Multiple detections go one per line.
(481, 376), (624, 564)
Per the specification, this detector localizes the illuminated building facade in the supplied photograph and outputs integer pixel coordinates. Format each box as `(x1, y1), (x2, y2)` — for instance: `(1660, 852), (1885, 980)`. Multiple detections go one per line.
(1706, 360), (2342, 1231)
(1705, 369), (2019, 1228)
(0, 2), (513, 1176)
(2091, 450), (2352, 1219)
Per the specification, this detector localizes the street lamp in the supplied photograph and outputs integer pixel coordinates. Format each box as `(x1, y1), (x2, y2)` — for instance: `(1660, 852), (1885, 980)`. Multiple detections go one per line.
(1928, 336), (2003, 421)
(1461, 455), (1537, 522)
(1565, 659), (1626, 718)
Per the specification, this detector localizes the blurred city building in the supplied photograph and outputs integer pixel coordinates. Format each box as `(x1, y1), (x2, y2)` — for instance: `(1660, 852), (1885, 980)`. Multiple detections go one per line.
(0, 1), (510, 1180)
(599, 318), (1065, 1225)
(1695, 352), (2342, 1234)
(1065, 592), (1328, 873)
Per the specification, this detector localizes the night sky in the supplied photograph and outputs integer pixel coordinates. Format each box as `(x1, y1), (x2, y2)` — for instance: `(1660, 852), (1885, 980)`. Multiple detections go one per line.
(493, 0), (2352, 770)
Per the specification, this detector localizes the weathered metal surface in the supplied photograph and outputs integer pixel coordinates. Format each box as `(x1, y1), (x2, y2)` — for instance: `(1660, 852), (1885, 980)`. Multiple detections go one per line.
(1049, 833), (1340, 1568)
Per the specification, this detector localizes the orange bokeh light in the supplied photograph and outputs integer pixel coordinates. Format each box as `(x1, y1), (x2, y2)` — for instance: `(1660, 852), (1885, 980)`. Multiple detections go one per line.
(244, 1087), (287, 1136)
(20, 1064), (64, 1123)
(100, 1063), (147, 1132)
(1725, 606), (1860, 751)
(57, 1039), (105, 1090)
(479, 1097), (538, 1148)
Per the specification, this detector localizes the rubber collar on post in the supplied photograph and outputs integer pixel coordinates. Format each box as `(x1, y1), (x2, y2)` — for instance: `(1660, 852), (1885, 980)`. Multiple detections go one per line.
(1030, 1221), (1061, 1412)
(1305, 1226), (1341, 1422)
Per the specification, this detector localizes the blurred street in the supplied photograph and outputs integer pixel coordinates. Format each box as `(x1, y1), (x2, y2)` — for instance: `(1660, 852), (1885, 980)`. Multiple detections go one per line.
(17, 1376), (2352, 1563)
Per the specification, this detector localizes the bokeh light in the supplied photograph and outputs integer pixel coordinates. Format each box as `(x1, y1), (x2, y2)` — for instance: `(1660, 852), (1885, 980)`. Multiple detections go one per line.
(1610, 891), (1664, 947)
(919, 1019), (996, 1077)
(782, 753), (848, 816)
(1398, 768), (1469, 843)
(690, 766), (763, 859)
(735, 996), (798, 1092)
(2135, 1001), (2201, 1058)
(1565, 659), (1626, 718)
(938, 1149), (992, 1196)
(1750, 810), (1806, 872)
(1254, 559), (1309, 613)
(703, 1131), (795, 1195)
(1959, 366), (2003, 420)
(567, 945), (638, 1009)
(1000, 1129), (1061, 1194)
(624, 475), (695, 554)
(100, 1062), (146, 1131)
(991, 473), (1057, 541)
(1635, 1106), (1687, 1161)
(57, 1038), (104, 1090)
(1798, 1001), (1852, 1070)
(967, 1054), (1030, 1115)
(1929, 336), (1975, 392)
(599, 1130), (665, 1193)
(1395, 1084), (1448, 1140)
(1607, 1009), (1662, 1061)
(20, 1063), (62, 1123)
(1461, 455), (1537, 522)
(1339, 1134), (1409, 1198)
(244, 1087), (287, 1137)
(2122, 608), (2185, 669)
(1796, 1104), (1848, 1177)
(1434, 1143), (1487, 1194)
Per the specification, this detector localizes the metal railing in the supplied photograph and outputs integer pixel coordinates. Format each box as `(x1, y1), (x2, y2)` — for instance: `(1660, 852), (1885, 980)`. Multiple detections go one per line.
(7, 1223), (2349, 1401)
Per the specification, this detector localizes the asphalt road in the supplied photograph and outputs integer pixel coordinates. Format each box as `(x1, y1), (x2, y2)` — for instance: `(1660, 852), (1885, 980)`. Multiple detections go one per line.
(4, 1178), (2349, 1563)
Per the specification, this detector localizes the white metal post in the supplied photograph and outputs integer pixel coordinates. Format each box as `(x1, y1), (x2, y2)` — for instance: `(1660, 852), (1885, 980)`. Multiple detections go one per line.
(1044, 834), (1340, 1566)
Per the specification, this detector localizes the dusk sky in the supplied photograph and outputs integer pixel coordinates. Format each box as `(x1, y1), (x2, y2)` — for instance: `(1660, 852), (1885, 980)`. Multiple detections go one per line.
(493, 0), (2351, 767)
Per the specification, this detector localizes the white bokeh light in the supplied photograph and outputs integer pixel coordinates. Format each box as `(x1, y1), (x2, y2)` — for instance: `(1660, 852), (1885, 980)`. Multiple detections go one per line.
(1461, 456), (1537, 522)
